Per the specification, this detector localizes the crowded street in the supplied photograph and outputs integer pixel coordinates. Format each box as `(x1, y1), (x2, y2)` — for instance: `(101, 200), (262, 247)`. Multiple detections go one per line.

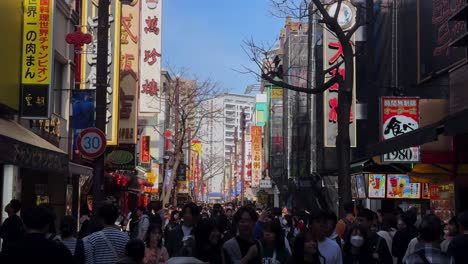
(1, 0), (468, 263)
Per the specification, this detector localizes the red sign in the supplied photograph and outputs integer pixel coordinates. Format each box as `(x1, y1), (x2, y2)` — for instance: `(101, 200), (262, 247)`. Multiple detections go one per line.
(381, 97), (419, 162)
(141, 135), (150, 163)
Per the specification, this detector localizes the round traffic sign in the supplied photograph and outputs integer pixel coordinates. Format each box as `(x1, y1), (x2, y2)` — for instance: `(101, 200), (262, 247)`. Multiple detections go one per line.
(77, 128), (107, 158)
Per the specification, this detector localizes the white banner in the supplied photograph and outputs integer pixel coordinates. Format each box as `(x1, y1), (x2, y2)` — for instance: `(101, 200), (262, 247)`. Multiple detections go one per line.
(139, 0), (162, 113)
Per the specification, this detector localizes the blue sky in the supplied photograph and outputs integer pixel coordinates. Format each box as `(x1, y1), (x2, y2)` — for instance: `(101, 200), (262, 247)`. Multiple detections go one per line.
(162, 0), (284, 94)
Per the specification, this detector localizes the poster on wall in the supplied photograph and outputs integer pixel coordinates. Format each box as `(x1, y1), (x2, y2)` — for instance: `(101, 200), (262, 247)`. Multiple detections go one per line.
(381, 97), (419, 163)
(72, 90), (96, 152)
(351, 175), (358, 199)
(422, 183), (430, 199)
(355, 174), (366, 199)
(368, 174), (386, 198)
(387, 175), (421, 199)
(430, 183), (455, 223)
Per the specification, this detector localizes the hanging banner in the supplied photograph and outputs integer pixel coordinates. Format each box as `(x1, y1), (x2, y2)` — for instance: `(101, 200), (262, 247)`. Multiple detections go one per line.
(119, 0), (140, 144)
(323, 1), (357, 148)
(140, 135), (150, 163)
(139, 0), (163, 113)
(72, 90), (96, 152)
(251, 126), (262, 187)
(381, 97), (420, 163)
(20, 0), (54, 119)
(81, 0), (121, 145)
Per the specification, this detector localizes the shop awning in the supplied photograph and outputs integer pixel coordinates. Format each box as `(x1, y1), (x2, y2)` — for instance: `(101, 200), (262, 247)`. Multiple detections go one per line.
(0, 118), (68, 172)
(409, 163), (468, 184)
(367, 108), (468, 157)
(69, 162), (93, 177)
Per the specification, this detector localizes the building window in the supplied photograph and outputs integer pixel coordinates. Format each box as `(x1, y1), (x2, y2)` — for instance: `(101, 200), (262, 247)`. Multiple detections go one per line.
(53, 61), (64, 116)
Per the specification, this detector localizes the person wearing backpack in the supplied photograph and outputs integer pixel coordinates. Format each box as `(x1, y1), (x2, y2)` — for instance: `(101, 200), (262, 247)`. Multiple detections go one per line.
(403, 214), (452, 264)
(59, 215), (85, 264)
(336, 202), (355, 240)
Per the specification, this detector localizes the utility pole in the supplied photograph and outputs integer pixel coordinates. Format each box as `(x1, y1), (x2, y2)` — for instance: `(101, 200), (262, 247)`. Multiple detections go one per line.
(234, 126), (238, 206)
(93, 0), (109, 209)
(240, 108), (246, 206)
(228, 147), (233, 201)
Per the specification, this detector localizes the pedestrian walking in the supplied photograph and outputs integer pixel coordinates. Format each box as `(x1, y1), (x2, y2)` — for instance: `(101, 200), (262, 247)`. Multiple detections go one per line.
(342, 225), (373, 264)
(222, 206), (261, 264)
(0, 199), (23, 254)
(193, 218), (223, 264)
(164, 210), (180, 245)
(78, 205), (91, 239)
(377, 213), (398, 264)
(441, 216), (459, 253)
(144, 224), (169, 264)
(83, 202), (129, 264)
(336, 202), (355, 240)
(136, 206), (150, 241)
(392, 212), (418, 264)
(288, 231), (324, 264)
(403, 214), (452, 264)
(59, 215), (85, 264)
(447, 211), (468, 264)
(166, 202), (199, 257)
(324, 210), (341, 247)
(307, 210), (342, 264)
(2, 205), (74, 264)
(117, 239), (146, 264)
(356, 208), (392, 264)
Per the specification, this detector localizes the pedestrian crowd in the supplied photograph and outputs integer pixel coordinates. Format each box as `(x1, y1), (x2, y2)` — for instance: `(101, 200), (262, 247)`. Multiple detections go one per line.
(0, 198), (468, 264)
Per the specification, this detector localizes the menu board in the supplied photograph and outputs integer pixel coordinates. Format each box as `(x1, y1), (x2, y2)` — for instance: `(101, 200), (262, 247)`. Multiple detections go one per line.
(368, 174), (386, 198)
(386, 175), (421, 199)
(356, 174), (367, 199)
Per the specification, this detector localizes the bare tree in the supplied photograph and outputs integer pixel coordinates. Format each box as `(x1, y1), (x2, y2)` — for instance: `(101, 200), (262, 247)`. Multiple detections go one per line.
(242, 0), (365, 215)
(153, 73), (223, 206)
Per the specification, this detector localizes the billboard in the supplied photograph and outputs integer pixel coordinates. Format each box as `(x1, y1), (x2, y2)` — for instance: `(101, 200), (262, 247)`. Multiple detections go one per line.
(139, 0), (163, 113)
(381, 97), (419, 163)
(417, 0), (466, 82)
(323, 4), (357, 148)
(251, 126), (262, 187)
(72, 90), (96, 152)
(119, 0), (140, 144)
(21, 0), (54, 119)
(368, 174), (386, 199)
(81, 0), (121, 145)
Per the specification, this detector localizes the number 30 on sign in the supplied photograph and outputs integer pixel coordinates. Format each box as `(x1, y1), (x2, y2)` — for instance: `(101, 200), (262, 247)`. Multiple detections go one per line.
(77, 128), (107, 158)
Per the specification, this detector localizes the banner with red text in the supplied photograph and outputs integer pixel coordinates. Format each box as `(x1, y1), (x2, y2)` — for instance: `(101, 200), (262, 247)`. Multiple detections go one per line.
(251, 126), (262, 187)
(139, 0), (162, 113)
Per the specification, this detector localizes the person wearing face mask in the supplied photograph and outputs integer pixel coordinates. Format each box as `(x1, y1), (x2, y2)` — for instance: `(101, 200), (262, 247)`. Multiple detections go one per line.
(343, 225), (373, 264)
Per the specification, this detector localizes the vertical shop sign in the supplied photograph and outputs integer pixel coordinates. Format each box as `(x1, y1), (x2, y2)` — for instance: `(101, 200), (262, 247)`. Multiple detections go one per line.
(81, 0), (121, 145)
(119, 0), (140, 144)
(72, 90), (96, 152)
(140, 135), (150, 163)
(322, 2), (357, 147)
(21, 0), (54, 119)
(381, 97), (420, 162)
(139, 0), (162, 113)
(251, 126), (262, 187)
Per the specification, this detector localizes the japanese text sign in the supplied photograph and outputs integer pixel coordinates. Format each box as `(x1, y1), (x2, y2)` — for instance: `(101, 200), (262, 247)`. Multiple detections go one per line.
(22, 0), (53, 85)
(251, 126), (262, 187)
(322, 30), (357, 147)
(141, 135), (150, 164)
(81, 0), (120, 145)
(386, 175), (421, 199)
(381, 97), (419, 163)
(139, 0), (163, 113)
(119, 1), (140, 144)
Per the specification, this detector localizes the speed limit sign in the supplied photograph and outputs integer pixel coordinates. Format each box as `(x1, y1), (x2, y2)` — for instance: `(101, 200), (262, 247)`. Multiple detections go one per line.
(77, 128), (107, 158)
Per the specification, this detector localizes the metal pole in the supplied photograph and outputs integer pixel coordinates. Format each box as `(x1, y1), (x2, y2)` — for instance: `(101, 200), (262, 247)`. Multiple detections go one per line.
(228, 148), (232, 201)
(93, 0), (109, 210)
(234, 126), (238, 206)
(240, 108), (246, 206)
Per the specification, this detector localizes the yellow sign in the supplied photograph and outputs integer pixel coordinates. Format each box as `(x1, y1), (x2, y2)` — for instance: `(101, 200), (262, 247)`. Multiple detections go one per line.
(22, 0), (53, 84)
(251, 126), (262, 187)
(271, 88), (283, 99)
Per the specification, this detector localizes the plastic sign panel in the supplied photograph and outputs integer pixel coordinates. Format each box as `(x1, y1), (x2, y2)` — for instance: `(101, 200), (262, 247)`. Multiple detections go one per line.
(139, 0), (163, 113)
(386, 175), (421, 199)
(251, 126), (262, 187)
(81, 0), (121, 145)
(381, 97), (420, 162)
(21, 0), (54, 119)
(368, 174), (386, 198)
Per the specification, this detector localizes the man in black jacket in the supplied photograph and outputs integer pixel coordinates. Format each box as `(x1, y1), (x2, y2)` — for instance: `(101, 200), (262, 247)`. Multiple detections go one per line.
(357, 208), (393, 264)
(392, 212), (418, 264)
(167, 202), (200, 257)
(1, 205), (74, 264)
(0, 199), (24, 254)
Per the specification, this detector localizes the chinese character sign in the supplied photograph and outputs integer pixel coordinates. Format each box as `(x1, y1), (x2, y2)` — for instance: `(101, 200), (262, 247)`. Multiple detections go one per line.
(139, 0), (162, 113)
(251, 126), (262, 187)
(322, 30), (357, 147)
(80, 0), (120, 145)
(381, 97), (419, 162)
(386, 175), (421, 199)
(141, 135), (150, 163)
(22, 0), (53, 85)
(119, 1), (140, 144)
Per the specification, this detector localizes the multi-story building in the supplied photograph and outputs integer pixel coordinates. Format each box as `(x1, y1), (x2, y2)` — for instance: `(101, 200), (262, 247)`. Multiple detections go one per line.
(200, 94), (255, 197)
